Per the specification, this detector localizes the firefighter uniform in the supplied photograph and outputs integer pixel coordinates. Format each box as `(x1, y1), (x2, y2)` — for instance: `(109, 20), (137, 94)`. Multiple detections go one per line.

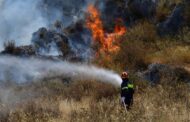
(121, 72), (134, 110)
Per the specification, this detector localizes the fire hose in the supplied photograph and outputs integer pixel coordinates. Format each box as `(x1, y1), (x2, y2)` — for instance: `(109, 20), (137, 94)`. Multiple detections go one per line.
(121, 97), (128, 112)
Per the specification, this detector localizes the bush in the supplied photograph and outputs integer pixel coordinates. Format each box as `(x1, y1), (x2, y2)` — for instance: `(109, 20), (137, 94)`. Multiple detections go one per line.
(3, 40), (16, 54)
(64, 80), (119, 101)
(126, 21), (157, 42)
(113, 21), (158, 70)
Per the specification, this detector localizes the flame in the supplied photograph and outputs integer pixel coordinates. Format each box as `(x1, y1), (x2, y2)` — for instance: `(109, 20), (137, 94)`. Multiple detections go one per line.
(86, 5), (126, 54)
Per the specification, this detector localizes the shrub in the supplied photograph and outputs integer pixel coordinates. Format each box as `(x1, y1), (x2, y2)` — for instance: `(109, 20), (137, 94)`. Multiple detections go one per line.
(113, 21), (158, 70)
(64, 80), (119, 101)
(3, 40), (16, 54)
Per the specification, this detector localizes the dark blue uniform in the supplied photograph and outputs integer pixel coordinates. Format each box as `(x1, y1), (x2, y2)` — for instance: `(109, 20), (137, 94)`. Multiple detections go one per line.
(121, 78), (134, 109)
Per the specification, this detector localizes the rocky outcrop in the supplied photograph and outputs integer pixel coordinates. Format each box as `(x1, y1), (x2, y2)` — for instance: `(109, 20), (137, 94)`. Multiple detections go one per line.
(157, 0), (190, 36)
(157, 4), (184, 36)
(139, 63), (190, 84)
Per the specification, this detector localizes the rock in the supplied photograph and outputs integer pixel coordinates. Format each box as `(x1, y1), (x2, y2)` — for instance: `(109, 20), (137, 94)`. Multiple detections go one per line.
(157, 0), (190, 36)
(157, 4), (184, 36)
(139, 63), (190, 84)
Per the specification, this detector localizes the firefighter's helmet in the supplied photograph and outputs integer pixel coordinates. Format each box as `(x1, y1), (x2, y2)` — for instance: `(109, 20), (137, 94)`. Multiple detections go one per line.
(121, 72), (128, 78)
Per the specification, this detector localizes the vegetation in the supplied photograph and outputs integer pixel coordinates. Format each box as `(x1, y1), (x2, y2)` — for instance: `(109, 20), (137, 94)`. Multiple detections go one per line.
(1, 23), (190, 122)
(1, 79), (190, 122)
(3, 40), (16, 54)
(1, 0), (190, 122)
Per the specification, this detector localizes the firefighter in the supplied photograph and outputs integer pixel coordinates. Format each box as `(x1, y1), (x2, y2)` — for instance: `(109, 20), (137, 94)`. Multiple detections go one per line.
(121, 71), (134, 110)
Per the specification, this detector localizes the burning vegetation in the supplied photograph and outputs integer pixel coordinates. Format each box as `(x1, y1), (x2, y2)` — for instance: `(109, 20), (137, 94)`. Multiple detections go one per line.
(86, 5), (126, 54)
(1, 0), (190, 122)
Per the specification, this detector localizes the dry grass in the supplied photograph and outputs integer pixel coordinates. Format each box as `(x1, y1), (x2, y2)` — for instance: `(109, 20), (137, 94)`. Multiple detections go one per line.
(0, 80), (119, 122)
(112, 20), (190, 71)
(0, 98), (61, 122)
(69, 81), (190, 122)
(1, 79), (190, 122)
(1, 2), (190, 121)
(147, 45), (190, 65)
(125, 21), (158, 42)
(113, 21), (158, 70)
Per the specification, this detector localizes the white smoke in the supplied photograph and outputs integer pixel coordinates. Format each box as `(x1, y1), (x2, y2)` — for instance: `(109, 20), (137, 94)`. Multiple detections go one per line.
(0, 0), (47, 50)
(0, 0), (97, 56)
(0, 56), (122, 86)
(0, 86), (37, 107)
(0, 56), (121, 108)
(0, 0), (122, 111)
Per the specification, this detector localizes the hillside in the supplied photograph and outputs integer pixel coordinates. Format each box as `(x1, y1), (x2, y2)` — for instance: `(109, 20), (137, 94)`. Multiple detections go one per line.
(0, 0), (190, 122)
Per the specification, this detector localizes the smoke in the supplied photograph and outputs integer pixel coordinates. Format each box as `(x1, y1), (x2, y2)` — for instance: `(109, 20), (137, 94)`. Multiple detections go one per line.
(0, 85), (36, 108)
(0, 0), (47, 50)
(0, 56), (121, 106)
(0, 56), (122, 86)
(0, 0), (123, 109)
(40, 0), (93, 27)
(0, 0), (96, 52)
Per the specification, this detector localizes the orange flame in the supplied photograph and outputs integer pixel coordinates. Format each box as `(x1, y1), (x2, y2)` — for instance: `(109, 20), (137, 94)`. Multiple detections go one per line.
(86, 5), (126, 54)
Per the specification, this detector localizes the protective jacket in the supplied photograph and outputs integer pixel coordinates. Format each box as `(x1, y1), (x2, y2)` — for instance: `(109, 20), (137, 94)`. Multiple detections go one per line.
(121, 78), (134, 97)
(121, 78), (134, 109)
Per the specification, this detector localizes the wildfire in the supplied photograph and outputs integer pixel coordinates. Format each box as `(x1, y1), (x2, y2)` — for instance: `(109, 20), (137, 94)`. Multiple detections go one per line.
(86, 5), (126, 54)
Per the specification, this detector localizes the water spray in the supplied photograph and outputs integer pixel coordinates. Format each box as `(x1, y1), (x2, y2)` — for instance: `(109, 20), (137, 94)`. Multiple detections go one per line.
(0, 56), (122, 86)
